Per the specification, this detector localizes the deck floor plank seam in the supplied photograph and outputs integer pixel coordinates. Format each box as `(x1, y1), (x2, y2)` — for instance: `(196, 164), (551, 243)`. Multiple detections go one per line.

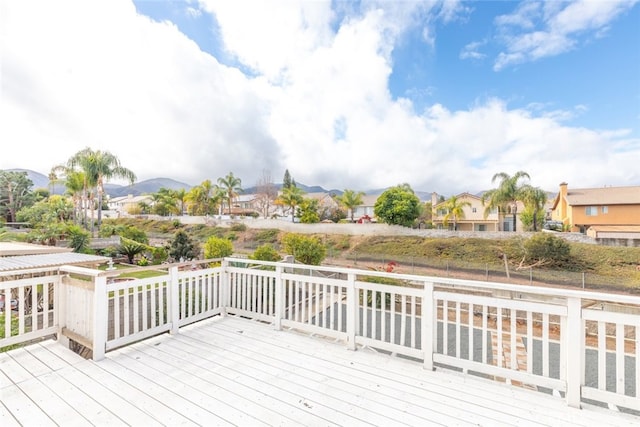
(97, 356), (233, 426)
(205, 316), (623, 427)
(141, 332), (442, 427)
(174, 323), (499, 426)
(114, 344), (297, 427)
(2, 315), (639, 427)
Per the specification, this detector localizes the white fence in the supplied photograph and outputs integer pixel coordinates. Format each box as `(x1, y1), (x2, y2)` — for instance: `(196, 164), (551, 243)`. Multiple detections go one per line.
(1, 258), (639, 412)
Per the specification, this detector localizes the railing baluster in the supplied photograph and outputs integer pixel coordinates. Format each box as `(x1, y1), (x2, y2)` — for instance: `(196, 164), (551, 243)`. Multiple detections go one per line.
(468, 303), (473, 361)
(616, 323), (625, 394)
(442, 299), (448, 355)
(598, 321), (606, 390)
(455, 301), (461, 358)
(372, 290), (377, 340)
(410, 295), (416, 349)
(510, 308), (516, 371)
(400, 294), (406, 347)
(482, 305), (488, 364)
(526, 311), (533, 373)
(542, 313), (549, 378)
(390, 292), (396, 345)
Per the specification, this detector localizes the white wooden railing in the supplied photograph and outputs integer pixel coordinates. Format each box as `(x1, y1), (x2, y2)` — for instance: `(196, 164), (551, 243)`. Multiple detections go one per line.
(1, 258), (639, 412)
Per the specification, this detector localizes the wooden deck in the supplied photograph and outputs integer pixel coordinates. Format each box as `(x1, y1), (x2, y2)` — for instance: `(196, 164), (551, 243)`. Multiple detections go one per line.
(1, 316), (638, 427)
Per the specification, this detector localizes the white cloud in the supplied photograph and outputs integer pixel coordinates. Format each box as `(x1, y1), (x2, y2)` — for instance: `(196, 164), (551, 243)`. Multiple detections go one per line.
(460, 40), (487, 60)
(493, 0), (638, 70)
(0, 0), (637, 197)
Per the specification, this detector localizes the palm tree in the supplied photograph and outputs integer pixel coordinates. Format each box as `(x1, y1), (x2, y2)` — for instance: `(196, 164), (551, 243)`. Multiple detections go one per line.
(57, 148), (136, 232)
(174, 188), (187, 216)
(276, 185), (305, 222)
(63, 170), (86, 225)
(337, 189), (365, 222)
(186, 180), (223, 216)
(217, 172), (242, 215)
(151, 188), (180, 216)
(442, 195), (471, 231)
(521, 186), (548, 231)
(481, 171), (530, 232)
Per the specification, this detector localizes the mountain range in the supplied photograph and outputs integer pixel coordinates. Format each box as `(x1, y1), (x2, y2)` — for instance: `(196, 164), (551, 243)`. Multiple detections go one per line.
(6, 168), (436, 200)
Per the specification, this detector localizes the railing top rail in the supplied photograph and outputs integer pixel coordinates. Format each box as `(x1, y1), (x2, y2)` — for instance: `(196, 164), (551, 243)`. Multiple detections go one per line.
(223, 257), (640, 306)
(0, 266), (66, 278)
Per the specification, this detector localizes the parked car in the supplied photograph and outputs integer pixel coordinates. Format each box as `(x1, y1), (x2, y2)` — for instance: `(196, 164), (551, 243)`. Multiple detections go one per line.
(0, 294), (19, 312)
(543, 220), (564, 232)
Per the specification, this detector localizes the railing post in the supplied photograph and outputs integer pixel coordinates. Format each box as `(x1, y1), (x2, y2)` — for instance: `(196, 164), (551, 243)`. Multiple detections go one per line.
(220, 259), (229, 317)
(566, 297), (582, 408)
(346, 273), (357, 351)
(422, 281), (434, 371)
(92, 275), (107, 361)
(169, 266), (180, 334)
(274, 264), (283, 330)
(56, 273), (70, 348)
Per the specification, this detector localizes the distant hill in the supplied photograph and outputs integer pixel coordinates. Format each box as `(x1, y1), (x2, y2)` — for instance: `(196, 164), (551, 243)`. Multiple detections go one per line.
(3, 169), (192, 197)
(106, 178), (192, 197)
(4, 168), (438, 200)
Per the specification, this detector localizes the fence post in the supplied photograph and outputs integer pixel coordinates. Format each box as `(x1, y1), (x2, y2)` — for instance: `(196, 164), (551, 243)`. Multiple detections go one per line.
(346, 272), (357, 351)
(274, 263), (283, 331)
(169, 266), (180, 334)
(422, 281), (434, 371)
(565, 296), (582, 408)
(220, 259), (229, 316)
(92, 275), (107, 361)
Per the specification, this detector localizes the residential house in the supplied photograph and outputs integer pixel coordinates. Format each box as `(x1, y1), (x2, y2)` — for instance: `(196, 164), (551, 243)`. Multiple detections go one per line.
(107, 194), (154, 215)
(229, 194), (260, 216)
(550, 183), (640, 233)
(431, 192), (505, 231)
(351, 194), (380, 222)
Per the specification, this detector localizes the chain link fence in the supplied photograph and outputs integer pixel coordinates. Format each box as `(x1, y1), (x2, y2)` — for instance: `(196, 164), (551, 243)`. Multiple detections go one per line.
(322, 251), (640, 294)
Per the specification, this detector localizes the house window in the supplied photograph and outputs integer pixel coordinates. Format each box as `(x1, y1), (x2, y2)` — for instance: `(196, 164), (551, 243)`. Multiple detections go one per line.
(585, 206), (598, 216)
(601, 206), (608, 214)
(472, 207), (477, 213)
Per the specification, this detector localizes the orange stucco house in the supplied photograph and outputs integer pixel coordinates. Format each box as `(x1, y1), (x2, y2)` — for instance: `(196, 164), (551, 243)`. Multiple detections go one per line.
(550, 183), (640, 234)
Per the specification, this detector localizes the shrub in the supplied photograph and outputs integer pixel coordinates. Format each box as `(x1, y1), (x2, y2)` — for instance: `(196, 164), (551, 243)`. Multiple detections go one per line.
(121, 226), (149, 244)
(250, 244), (281, 262)
(255, 229), (279, 244)
(281, 233), (326, 265)
(66, 224), (90, 253)
(168, 230), (199, 261)
(230, 223), (247, 232)
(521, 234), (571, 268)
(204, 236), (233, 259)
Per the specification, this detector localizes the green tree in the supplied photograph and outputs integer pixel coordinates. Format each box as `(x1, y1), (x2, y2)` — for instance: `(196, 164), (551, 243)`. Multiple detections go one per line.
(203, 236), (233, 259)
(282, 169), (293, 189)
(337, 189), (365, 222)
(481, 171), (530, 232)
(281, 233), (326, 265)
(217, 172), (243, 215)
(520, 233), (571, 268)
(66, 224), (91, 253)
(0, 170), (35, 223)
(121, 226), (149, 244)
(118, 237), (148, 264)
(185, 180), (222, 216)
(373, 184), (421, 227)
(276, 185), (305, 222)
(299, 198), (320, 223)
(442, 195), (471, 231)
(174, 188), (187, 216)
(151, 187), (180, 216)
(521, 186), (548, 232)
(168, 230), (199, 261)
(250, 244), (281, 262)
(56, 148), (136, 232)
(63, 170), (87, 224)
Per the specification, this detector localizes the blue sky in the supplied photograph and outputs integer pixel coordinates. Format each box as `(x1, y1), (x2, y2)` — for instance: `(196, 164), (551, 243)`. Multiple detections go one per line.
(1, 0), (639, 195)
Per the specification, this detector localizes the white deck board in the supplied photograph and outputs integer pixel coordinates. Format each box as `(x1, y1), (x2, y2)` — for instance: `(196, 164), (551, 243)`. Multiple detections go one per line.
(1, 315), (639, 427)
